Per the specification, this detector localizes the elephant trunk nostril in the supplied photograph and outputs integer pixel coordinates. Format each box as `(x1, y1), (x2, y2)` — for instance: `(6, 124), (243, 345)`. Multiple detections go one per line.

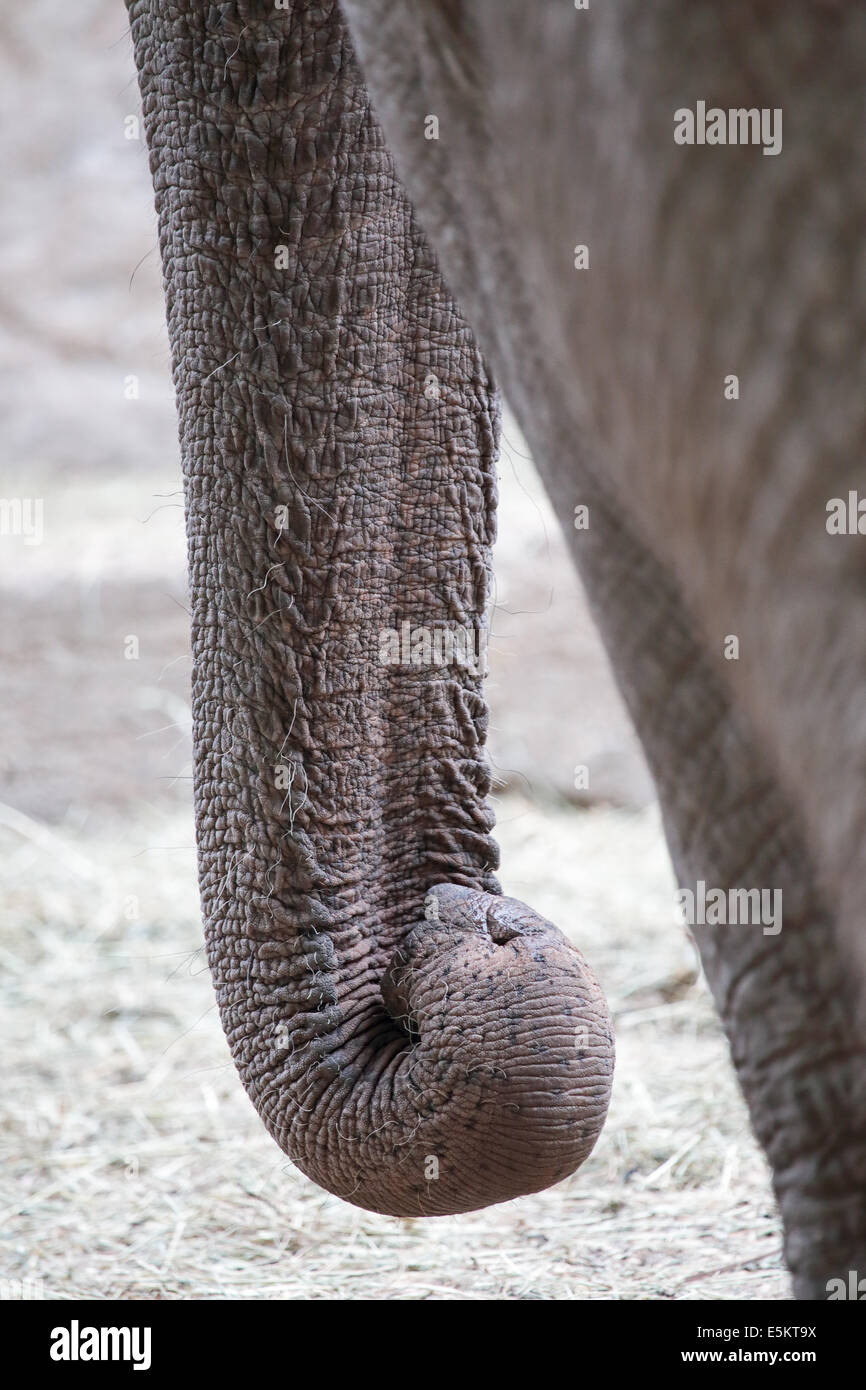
(425, 880), (536, 943)
(485, 915), (522, 945)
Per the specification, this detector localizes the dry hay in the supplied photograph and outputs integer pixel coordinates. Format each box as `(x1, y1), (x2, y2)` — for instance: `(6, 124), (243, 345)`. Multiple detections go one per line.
(0, 792), (788, 1300)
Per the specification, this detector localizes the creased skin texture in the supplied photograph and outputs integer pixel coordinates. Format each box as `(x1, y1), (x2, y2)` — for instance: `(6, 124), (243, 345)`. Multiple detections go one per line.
(126, 0), (613, 1215)
(339, 0), (866, 1292)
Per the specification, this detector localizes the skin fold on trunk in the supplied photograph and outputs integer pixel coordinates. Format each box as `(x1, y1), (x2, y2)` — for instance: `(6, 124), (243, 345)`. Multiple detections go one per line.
(127, 0), (613, 1216)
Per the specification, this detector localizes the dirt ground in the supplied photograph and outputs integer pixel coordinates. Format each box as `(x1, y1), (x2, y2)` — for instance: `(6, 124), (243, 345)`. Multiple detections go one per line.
(0, 1), (788, 1299)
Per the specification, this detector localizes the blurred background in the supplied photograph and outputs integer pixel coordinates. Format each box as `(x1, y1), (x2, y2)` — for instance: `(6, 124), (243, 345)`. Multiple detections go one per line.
(0, 0), (787, 1300)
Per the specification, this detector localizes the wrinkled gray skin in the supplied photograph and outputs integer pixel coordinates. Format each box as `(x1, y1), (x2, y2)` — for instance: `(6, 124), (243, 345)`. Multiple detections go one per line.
(127, 0), (866, 1296)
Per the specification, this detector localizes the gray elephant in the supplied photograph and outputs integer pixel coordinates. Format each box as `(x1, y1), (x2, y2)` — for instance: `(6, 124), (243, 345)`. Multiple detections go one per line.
(126, 0), (866, 1299)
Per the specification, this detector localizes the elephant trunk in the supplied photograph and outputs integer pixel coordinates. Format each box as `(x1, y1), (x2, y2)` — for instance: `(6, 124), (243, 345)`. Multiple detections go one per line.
(128, 0), (613, 1215)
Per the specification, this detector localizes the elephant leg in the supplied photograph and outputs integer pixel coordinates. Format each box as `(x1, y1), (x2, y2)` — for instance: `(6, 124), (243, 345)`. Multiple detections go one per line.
(126, 0), (613, 1216)
(339, 0), (866, 1293)
(570, 496), (866, 1301)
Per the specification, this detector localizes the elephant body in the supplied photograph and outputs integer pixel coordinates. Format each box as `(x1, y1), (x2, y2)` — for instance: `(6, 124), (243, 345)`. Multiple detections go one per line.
(127, 0), (866, 1297)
